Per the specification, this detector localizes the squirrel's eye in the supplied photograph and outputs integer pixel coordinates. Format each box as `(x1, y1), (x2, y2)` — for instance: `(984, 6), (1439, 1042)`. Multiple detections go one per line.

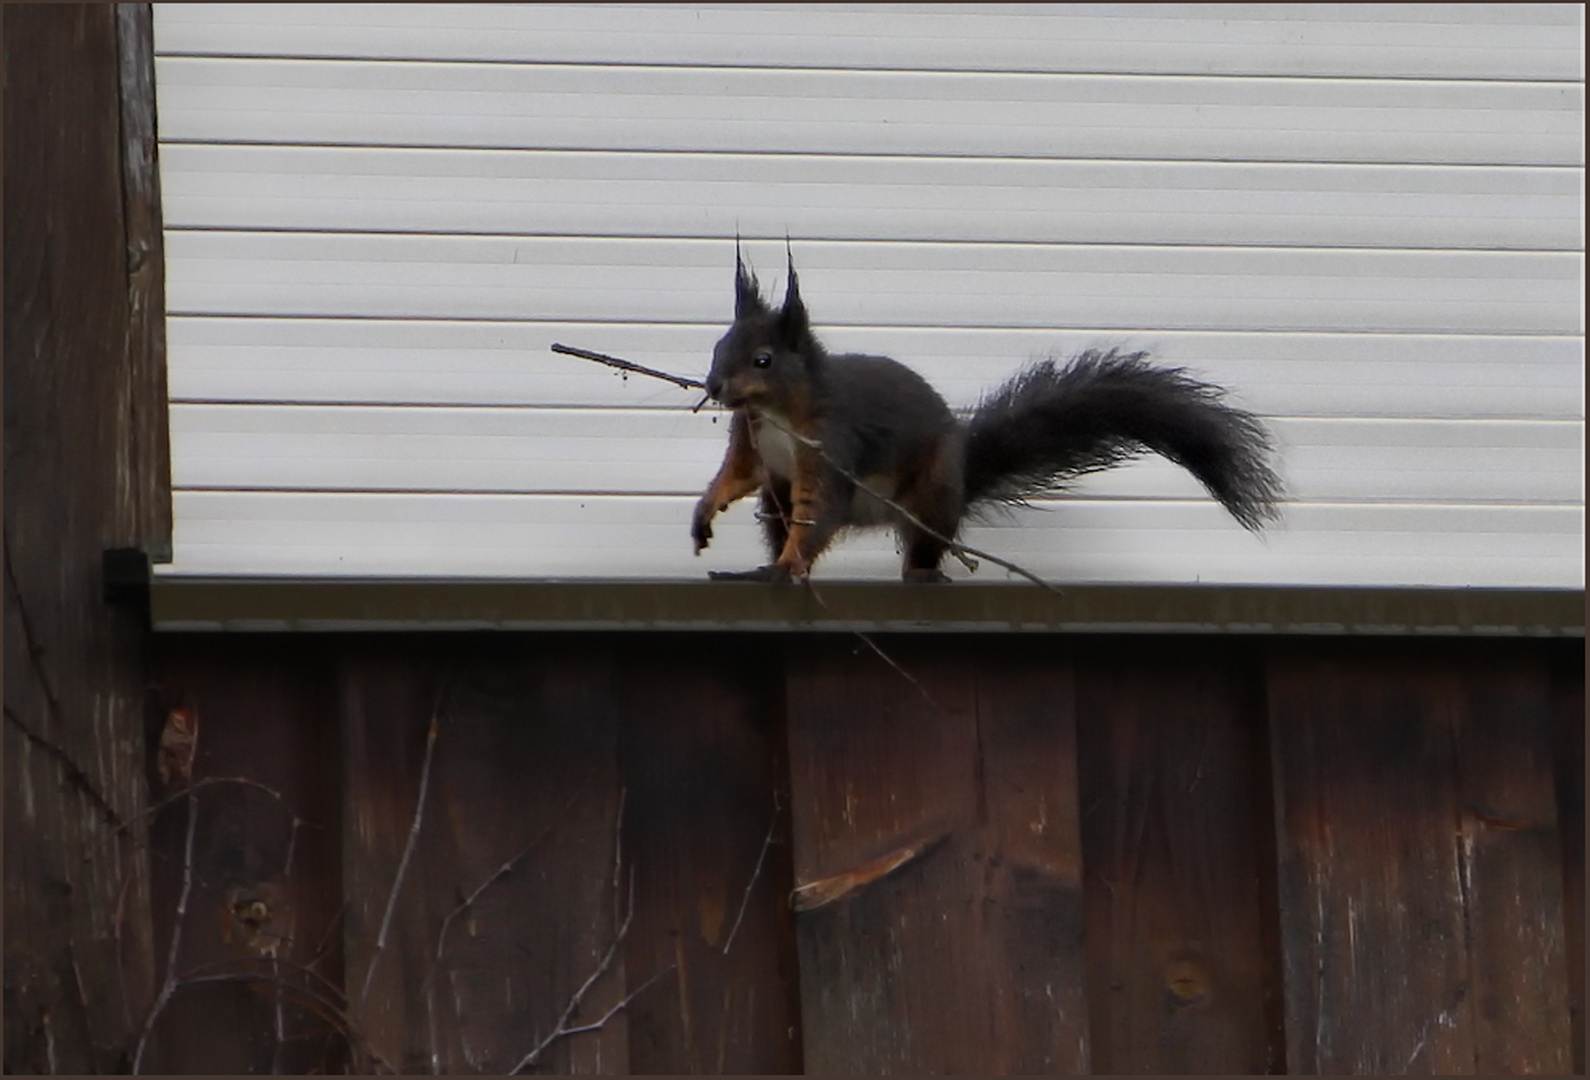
(752, 350), (773, 369)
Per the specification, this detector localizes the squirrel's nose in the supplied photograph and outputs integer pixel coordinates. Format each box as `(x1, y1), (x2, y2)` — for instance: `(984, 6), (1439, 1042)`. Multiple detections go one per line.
(706, 374), (724, 400)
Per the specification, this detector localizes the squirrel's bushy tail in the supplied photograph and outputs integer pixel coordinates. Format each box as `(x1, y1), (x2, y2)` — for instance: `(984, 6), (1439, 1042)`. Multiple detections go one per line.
(962, 349), (1283, 531)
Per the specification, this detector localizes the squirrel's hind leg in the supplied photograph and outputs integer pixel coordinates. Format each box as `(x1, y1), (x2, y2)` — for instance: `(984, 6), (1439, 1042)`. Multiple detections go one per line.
(896, 445), (964, 584)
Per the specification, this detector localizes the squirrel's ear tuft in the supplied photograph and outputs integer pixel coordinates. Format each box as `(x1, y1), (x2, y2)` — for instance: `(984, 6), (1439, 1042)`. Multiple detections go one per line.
(777, 247), (808, 344)
(734, 238), (767, 318)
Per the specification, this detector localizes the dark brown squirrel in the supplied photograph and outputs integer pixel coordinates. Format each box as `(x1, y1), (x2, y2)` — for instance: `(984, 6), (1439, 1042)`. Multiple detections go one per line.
(692, 247), (1283, 582)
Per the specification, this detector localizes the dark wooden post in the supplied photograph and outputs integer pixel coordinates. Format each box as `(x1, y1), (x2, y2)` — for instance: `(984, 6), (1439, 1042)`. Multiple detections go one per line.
(3, 3), (171, 1071)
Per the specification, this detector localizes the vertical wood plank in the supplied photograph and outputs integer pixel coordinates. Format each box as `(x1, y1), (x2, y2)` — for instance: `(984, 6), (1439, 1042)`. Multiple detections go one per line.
(1074, 638), (1282, 1074)
(3, 4), (163, 1071)
(1269, 643), (1475, 1073)
(144, 637), (344, 1074)
(973, 641), (1093, 1074)
(785, 635), (1089, 1074)
(341, 636), (628, 1074)
(113, 2), (173, 562)
(1269, 640), (1575, 1074)
(616, 634), (803, 1074)
(1456, 650), (1572, 1073)
(1553, 645), (1585, 1074)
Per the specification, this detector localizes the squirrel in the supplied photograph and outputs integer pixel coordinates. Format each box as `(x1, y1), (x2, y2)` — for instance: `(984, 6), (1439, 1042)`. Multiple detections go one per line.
(692, 247), (1283, 583)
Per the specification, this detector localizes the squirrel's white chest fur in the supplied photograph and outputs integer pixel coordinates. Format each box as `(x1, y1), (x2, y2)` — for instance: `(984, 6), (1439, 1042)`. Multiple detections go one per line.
(749, 411), (899, 527)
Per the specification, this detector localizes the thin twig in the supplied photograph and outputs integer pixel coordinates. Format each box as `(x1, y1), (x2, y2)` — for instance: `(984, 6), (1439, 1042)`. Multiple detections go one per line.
(509, 879), (667, 1074)
(177, 954), (349, 1012)
(424, 775), (596, 994)
(359, 697), (442, 1010)
(722, 791), (782, 955)
(551, 343), (706, 391)
(804, 582), (946, 713)
(4, 705), (124, 829)
(40, 1007), (57, 1076)
(2, 537), (74, 748)
(543, 964), (675, 1041)
(510, 899), (633, 1073)
(270, 817), (305, 1074)
(134, 775), (321, 838)
(131, 787), (199, 1074)
(508, 786), (674, 1074)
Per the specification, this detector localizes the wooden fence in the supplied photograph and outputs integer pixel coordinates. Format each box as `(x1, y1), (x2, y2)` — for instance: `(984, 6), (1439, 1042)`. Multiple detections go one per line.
(139, 630), (1583, 1074)
(4, 6), (1582, 1073)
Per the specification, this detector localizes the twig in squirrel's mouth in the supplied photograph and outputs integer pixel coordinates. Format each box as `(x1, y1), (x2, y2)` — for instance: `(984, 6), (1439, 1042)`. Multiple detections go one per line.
(551, 342), (707, 391)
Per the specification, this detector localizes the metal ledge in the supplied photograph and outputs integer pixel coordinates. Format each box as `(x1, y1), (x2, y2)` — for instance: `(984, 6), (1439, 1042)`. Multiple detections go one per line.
(150, 577), (1586, 636)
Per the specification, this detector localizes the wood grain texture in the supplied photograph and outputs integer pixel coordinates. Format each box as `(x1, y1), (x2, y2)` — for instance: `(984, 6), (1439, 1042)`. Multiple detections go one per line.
(340, 639), (629, 1074)
(1268, 640), (1574, 1074)
(784, 636), (1090, 1074)
(1074, 638), (1282, 1074)
(616, 635), (803, 1074)
(2, 5), (166, 1070)
(1552, 646), (1586, 1075)
(143, 638), (344, 1074)
(1455, 650), (1573, 1073)
(114, 2), (174, 562)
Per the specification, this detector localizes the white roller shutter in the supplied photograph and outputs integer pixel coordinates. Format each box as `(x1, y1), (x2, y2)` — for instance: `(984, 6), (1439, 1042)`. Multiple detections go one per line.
(153, 3), (1585, 588)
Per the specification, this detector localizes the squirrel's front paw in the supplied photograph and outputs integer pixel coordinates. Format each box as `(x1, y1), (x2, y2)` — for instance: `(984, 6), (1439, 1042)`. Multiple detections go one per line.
(691, 500), (716, 553)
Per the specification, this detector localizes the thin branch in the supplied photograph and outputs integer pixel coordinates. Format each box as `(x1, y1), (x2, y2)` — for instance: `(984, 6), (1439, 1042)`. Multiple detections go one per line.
(131, 787), (199, 1074)
(3, 534), (70, 737)
(270, 817), (305, 1074)
(4, 705), (124, 829)
(425, 775), (596, 994)
(804, 582), (946, 714)
(722, 791), (781, 955)
(358, 699), (442, 1011)
(135, 775), (321, 838)
(509, 878), (663, 1074)
(305, 900), (348, 973)
(508, 786), (675, 1075)
(40, 1007), (57, 1076)
(543, 965), (675, 1041)
(551, 343), (706, 391)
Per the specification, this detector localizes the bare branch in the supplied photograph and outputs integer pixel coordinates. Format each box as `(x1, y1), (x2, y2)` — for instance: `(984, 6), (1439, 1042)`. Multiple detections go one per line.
(509, 881), (670, 1074)
(358, 698), (443, 1011)
(803, 582), (946, 714)
(508, 786), (674, 1074)
(551, 342), (706, 391)
(723, 791), (782, 955)
(131, 787), (199, 1074)
(3, 705), (124, 830)
(425, 774), (596, 993)
(545, 964), (676, 1041)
